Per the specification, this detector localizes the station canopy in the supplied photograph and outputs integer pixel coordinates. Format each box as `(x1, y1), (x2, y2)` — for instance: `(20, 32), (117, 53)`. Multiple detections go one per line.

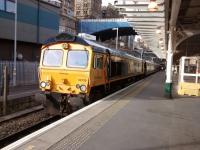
(115, 0), (166, 58)
(78, 19), (137, 41)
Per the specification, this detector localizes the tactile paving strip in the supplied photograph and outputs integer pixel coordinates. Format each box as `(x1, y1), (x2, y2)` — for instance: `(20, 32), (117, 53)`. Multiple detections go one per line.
(48, 79), (152, 150)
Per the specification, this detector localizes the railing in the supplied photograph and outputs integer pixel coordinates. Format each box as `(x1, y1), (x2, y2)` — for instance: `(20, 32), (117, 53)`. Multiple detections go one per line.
(0, 61), (39, 87)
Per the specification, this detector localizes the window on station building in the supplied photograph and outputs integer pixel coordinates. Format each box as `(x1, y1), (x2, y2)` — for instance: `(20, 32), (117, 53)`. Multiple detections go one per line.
(0, 0), (5, 11)
(83, 3), (88, 7)
(76, 5), (81, 9)
(83, 10), (88, 15)
(6, 0), (15, 13)
(76, 11), (80, 15)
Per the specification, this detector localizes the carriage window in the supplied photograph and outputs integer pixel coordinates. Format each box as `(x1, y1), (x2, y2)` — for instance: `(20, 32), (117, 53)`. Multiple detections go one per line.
(94, 55), (103, 69)
(67, 50), (88, 68)
(43, 49), (63, 67)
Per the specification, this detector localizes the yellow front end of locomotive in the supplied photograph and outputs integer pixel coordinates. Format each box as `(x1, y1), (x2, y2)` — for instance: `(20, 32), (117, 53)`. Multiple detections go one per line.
(39, 43), (92, 96)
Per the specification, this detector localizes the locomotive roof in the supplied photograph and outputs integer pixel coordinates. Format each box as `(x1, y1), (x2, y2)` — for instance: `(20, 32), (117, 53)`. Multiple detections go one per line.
(84, 39), (142, 61)
(43, 33), (90, 46)
(43, 33), (142, 61)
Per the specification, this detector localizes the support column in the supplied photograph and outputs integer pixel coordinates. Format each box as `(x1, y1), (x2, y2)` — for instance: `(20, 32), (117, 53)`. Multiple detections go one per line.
(164, 29), (174, 98)
(128, 36), (131, 49)
(132, 36), (135, 50)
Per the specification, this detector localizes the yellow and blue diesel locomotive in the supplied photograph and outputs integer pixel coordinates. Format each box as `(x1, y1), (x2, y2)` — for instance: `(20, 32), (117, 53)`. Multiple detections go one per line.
(39, 33), (158, 114)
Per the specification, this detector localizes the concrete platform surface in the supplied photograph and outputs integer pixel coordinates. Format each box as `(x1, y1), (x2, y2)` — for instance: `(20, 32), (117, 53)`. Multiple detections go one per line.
(79, 72), (200, 150)
(3, 72), (200, 150)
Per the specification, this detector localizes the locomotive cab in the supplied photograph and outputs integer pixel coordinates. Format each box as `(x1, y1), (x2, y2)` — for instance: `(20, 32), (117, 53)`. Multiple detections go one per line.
(39, 43), (92, 96)
(39, 40), (95, 115)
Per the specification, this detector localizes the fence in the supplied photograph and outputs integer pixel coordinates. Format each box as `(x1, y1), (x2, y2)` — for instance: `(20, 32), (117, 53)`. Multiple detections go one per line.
(0, 61), (39, 87)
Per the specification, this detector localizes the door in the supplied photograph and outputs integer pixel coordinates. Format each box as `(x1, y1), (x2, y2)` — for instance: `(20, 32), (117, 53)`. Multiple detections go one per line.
(105, 49), (111, 92)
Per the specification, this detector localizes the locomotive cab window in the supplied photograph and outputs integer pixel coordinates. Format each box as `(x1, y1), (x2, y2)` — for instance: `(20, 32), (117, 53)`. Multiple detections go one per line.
(94, 55), (103, 69)
(67, 50), (88, 68)
(43, 49), (63, 67)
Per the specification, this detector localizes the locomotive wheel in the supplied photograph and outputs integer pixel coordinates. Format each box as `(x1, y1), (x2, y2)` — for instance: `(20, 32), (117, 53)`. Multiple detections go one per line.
(60, 95), (73, 116)
(82, 88), (97, 106)
(82, 96), (90, 106)
(83, 92), (95, 106)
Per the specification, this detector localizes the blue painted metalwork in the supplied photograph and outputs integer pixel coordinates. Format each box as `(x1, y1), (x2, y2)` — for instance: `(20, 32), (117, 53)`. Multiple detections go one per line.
(78, 19), (134, 34)
(0, 2), (59, 30)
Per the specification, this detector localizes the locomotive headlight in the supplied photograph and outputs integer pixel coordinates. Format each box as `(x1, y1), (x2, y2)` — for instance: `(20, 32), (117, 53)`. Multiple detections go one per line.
(80, 85), (86, 92)
(40, 81), (46, 88)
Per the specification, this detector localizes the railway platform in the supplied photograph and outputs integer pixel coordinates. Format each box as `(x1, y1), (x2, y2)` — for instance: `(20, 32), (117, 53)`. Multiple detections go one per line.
(0, 84), (39, 101)
(3, 72), (200, 150)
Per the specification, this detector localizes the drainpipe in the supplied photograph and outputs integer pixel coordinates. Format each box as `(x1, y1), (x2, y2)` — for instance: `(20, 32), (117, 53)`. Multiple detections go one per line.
(13, 0), (17, 86)
(37, 0), (40, 43)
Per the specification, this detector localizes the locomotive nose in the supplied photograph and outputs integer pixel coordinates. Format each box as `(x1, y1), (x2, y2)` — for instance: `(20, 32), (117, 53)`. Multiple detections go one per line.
(39, 68), (89, 94)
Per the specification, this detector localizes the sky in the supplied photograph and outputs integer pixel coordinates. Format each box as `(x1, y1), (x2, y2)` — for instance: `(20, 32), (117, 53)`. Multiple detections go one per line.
(102, 0), (114, 6)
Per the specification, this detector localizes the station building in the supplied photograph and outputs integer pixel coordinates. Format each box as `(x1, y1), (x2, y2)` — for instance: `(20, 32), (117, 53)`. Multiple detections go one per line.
(59, 0), (77, 35)
(0, 0), (60, 61)
(75, 0), (102, 19)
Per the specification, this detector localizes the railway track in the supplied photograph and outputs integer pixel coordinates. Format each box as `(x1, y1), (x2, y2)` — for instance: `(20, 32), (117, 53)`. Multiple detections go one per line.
(0, 114), (60, 148)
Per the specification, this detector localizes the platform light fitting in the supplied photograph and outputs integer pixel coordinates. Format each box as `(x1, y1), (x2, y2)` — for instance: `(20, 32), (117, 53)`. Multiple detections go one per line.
(156, 29), (161, 34)
(148, 0), (159, 12)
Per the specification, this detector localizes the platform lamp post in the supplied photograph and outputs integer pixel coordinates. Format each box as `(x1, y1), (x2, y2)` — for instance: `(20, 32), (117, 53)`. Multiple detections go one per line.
(112, 28), (119, 50)
(164, 29), (174, 98)
(13, 0), (17, 86)
(148, 0), (158, 11)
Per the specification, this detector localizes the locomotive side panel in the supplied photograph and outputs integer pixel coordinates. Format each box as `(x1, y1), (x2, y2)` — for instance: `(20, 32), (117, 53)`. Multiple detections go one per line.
(90, 52), (108, 87)
(109, 56), (144, 82)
